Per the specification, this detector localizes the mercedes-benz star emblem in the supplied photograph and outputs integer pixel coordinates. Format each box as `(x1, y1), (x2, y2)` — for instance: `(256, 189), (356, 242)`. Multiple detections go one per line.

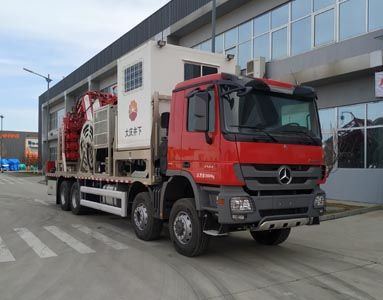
(278, 166), (292, 185)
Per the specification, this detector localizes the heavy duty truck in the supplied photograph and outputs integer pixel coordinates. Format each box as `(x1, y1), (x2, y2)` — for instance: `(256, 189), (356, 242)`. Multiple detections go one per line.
(46, 41), (326, 257)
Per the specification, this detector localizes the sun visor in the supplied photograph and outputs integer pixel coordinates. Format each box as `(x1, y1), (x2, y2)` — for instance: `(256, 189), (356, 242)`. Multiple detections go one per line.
(244, 79), (270, 92)
(293, 86), (317, 99)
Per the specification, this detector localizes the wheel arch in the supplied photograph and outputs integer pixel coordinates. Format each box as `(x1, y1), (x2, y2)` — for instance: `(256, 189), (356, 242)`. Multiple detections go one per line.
(127, 181), (149, 214)
(162, 171), (205, 219)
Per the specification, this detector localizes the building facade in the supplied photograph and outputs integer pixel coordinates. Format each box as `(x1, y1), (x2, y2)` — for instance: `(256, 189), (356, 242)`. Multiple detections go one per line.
(38, 0), (383, 203)
(0, 131), (38, 165)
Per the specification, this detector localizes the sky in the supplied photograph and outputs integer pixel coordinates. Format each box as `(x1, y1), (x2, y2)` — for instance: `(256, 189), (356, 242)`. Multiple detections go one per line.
(0, 0), (169, 132)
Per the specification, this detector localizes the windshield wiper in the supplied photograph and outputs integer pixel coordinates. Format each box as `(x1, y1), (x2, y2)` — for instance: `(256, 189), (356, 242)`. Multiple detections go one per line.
(281, 129), (320, 145)
(229, 125), (279, 143)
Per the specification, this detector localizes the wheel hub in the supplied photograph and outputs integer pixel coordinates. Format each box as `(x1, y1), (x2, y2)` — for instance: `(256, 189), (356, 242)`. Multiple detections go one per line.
(173, 211), (192, 245)
(134, 204), (148, 231)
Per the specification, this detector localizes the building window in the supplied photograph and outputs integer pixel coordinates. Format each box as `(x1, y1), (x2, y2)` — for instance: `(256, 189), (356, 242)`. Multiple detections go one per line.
(48, 108), (65, 132)
(337, 104), (366, 168)
(367, 101), (383, 125)
(187, 90), (215, 132)
(314, 0), (335, 11)
(271, 4), (289, 29)
(338, 104), (365, 128)
(200, 39), (212, 52)
(367, 127), (383, 168)
(101, 84), (117, 95)
(57, 109), (65, 129)
(238, 40), (252, 69)
(224, 27), (238, 50)
(215, 34), (224, 53)
(319, 100), (383, 169)
(291, 16), (311, 55)
(238, 21), (252, 44)
(338, 129), (365, 168)
(292, 0), (312, 21)
(319, 108), (336, 133)
(49, 146), (57, 161)
(192, 0), (378, 65)
(124, 61), (142, 92)
(272, 27), (288, 60)
(254, 13), (270, 36)
(369, 0), (383, 31)
(339, 0), (366, 40)
(254, 33), (270, 60)
(184, 63), (218, 81)
(49, 111), (57, 131)
(184, 64), (201, 80)
(315, 9), (335, 46)
(203, 66), (218, 76)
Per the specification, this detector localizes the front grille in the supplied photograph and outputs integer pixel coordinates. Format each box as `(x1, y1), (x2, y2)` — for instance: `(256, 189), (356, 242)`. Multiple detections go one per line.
(259, 207), (308, 218)
(240, 163), (321, 192)
(244, 187), (313, 196)
(259, 189), (313, 196)
(252, 164), (311, 172)
(256, 177), (317, 185)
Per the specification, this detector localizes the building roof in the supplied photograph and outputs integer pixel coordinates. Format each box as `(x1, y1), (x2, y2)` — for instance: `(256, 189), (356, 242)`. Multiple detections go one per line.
(39, 0), (212, 103)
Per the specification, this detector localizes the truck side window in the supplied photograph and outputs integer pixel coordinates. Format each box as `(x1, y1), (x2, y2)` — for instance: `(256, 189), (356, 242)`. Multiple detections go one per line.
(187, 90), (215, 132)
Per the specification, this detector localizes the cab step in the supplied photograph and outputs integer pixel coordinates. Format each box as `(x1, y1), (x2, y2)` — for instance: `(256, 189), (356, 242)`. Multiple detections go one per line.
(203, 230), (229, 237)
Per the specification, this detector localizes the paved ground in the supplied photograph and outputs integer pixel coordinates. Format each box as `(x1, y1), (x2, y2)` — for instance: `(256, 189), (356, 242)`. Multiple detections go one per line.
(0, 173), (382, 300)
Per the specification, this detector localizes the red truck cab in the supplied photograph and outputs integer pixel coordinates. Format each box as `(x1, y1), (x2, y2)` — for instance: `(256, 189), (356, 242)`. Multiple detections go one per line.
(162, 73), (325, 254)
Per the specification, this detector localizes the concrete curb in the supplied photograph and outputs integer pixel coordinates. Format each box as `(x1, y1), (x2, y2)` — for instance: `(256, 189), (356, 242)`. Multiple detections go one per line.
(320, 205), (383, 221)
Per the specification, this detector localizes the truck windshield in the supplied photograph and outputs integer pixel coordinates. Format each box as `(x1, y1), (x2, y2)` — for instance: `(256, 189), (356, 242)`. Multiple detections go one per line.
(221, 86), (321, 145)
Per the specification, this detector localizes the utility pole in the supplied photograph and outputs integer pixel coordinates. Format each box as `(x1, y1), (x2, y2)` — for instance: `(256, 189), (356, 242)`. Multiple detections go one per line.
(23, 68), (53, 173)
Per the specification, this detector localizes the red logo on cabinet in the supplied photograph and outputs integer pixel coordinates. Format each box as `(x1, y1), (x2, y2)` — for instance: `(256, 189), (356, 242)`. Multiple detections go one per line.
(129, 100), (138, 121)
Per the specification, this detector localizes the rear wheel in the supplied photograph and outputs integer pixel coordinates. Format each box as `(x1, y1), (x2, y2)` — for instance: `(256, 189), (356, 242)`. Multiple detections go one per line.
(70, 182), (85, 215)
(59, 181), (71, 211)
(131, 192), (163, 241)
(250, 228), (291, 245)
(169, 198), (209, 257)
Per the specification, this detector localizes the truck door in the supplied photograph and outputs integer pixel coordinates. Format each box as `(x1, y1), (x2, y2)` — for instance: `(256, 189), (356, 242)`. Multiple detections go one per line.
(181, 85), (220, 185)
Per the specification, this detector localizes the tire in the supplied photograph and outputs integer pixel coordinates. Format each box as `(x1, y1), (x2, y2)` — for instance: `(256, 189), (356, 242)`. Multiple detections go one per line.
(131, 192), (163, 241)
(169, 198), (209, 257)
(59, 181), (71, 211)
(70, 182), (85, 215)
(250, 228), (291, 246)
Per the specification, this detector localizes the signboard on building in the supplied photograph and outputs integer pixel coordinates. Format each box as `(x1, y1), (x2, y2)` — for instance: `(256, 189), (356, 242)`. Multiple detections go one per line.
(25, 138), (38, 165)
(0, 133), (20, 139)
(376, 72), (383, 98)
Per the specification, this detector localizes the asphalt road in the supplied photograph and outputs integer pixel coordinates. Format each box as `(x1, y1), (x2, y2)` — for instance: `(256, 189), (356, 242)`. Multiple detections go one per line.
(0, 173), (382, 300)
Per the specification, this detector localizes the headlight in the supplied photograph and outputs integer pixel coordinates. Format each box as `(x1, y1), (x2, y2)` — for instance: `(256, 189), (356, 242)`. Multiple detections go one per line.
(314, 194), (326, 208)
(230, 197), (253, 213)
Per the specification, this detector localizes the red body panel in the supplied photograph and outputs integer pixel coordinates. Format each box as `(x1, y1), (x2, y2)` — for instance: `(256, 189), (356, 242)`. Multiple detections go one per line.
(168, 73), (325, 187)
(235, 142), (323, 165)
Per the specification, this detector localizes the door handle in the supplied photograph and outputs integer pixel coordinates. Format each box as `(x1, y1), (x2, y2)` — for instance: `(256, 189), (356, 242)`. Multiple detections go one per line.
(182, 161), (190, 168)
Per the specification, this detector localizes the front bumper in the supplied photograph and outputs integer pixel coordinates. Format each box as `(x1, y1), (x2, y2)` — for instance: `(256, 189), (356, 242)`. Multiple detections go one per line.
(216, 186), (325, 227)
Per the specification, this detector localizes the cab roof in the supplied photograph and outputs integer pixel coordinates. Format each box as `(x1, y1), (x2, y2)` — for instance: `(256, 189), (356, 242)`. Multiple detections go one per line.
(173, 73), (316, 99)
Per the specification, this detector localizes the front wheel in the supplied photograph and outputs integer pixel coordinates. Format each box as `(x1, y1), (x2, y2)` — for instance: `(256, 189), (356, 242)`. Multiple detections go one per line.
(131, 192), (162, 241)
(250, 228), (291, 245)
(169, 198), (209, 257)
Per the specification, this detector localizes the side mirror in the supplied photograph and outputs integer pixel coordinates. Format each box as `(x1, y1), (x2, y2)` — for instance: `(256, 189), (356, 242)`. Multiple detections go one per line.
(161, 112), (170, 129)
(189, 91), (209, 132)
